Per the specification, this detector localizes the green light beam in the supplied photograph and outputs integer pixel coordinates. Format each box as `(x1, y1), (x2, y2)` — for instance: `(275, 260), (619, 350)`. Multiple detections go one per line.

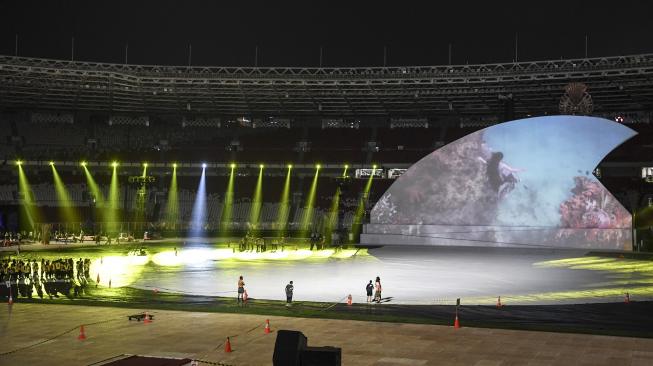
(220, 166), (235, 235)
(276, 165), (292, 237)
(51, 164), (79, 224)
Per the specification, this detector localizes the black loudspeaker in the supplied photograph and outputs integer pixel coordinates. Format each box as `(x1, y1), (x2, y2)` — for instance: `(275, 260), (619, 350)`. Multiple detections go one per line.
(301, 346), (342, 366)
(273, 330), (308, 366)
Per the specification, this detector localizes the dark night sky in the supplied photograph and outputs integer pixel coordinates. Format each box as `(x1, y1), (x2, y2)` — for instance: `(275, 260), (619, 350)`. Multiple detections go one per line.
(1, 1), (652, 67)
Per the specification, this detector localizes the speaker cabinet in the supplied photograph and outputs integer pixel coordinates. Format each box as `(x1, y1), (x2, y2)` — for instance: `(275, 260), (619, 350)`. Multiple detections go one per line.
(273, 330), (308, 366)
(301, 346), (342, 366)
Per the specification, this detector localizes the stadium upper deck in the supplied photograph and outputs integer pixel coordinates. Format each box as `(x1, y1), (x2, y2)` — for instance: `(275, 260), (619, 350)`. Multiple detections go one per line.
(1, 53), (653, 116)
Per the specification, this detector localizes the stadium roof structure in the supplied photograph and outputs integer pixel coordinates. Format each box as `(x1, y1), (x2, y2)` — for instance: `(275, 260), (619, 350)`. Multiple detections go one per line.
(1, 53), (653, 117)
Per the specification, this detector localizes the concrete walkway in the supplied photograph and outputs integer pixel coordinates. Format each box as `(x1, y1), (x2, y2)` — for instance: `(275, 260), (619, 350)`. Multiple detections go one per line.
(1, 303), (652, 365)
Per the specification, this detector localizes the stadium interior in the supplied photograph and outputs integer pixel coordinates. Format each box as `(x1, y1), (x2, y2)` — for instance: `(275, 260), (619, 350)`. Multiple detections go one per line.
(2, 3), (653, 364)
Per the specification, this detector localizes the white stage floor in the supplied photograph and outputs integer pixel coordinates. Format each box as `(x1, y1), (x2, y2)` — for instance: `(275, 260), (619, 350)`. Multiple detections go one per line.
(106, 245), (653, 305)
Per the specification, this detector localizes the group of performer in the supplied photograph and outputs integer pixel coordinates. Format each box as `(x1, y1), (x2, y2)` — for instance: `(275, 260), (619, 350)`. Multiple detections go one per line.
(0, 256), (92, 300)
(233, 230), (344, 253)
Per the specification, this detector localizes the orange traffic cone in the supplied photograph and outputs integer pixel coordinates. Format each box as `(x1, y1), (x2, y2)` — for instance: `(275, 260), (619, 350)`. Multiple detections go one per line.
(454, 314), (461, 329)
(264, 319), (271, 334)
(78, 325), (87, 340)
(347, 294), (352, 306)
(496, 296), (503, 308)
(143, 312), (152, 323)
(625, 292), (630, 304)
(224, 337), (232, 353)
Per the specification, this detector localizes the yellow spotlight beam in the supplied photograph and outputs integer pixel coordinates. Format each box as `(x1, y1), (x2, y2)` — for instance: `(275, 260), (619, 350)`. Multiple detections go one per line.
(164, 165), (179, 227)
(133, 164), (148, 223)
(17, 164), (41, 230)
(220, 165), (235, 235)
(51, 164), (79, 224)
(107, 163), (120, 233)
(276, 165), (292, 237)
(82, 164), (105, 224)
(300, 165), (320, 235)
(326, 185), (341, 239)
(82, 165), (105, 206)
(352, 166), (376, 240)
(248, 165), (264, 233)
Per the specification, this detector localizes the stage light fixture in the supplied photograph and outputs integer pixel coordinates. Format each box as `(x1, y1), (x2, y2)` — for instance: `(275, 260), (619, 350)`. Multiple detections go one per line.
(230, 163), (236, 169)
(287, 164), (293, 169)
(202, 163), (207, 168)
(373, 164), (378, 169)
(15, 160), (23, 166)
(344, 164), (349, 169)
(112, 161), (119, 168)
(49, 161), (55, 166)
(260, 164), (265, 169)
(80, 161), (87, 167)
(143, 162), (148, 168)
(172, 163), (178, 168)
(316, 164), (321, 169)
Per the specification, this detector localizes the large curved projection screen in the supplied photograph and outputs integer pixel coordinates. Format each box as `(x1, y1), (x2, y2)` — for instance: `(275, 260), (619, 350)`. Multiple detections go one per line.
(362, 116), (636, 250)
